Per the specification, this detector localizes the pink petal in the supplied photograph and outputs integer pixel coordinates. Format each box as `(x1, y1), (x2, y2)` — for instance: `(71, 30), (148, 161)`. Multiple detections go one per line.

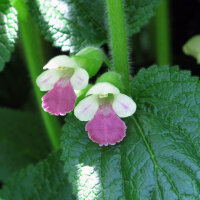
(42, 78), (76, 116)
(85, 105), (126, 146)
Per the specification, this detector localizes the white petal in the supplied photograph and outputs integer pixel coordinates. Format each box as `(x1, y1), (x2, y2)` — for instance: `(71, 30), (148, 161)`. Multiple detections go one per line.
(43, 55), (78, 69)
(74, 95), (99, 121)
(36, 69), (61, 91)
(70, 68), (89, 90)
(112, 94), (136, 118)
(87, 82), (120, 96)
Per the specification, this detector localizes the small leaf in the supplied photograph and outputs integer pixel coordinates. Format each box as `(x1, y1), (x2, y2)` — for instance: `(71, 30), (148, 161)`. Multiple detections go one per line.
(0, 108), (51, 182)
(61, 65), (200, 199)
(0, 0), (18, 71)
(125, 0), (160, 35)
(0, 152), (74, 200)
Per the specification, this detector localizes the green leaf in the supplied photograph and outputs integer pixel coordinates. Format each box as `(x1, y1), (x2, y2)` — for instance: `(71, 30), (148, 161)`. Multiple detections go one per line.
(28, 0), (106, 53)
(0, 108), (51, 182)
(125, 0), (160, 35)
(61, 65), (200, 199)
(0, 152), (74, 200)
(28, 0), (160, 53)
(0, 0), (18, 71)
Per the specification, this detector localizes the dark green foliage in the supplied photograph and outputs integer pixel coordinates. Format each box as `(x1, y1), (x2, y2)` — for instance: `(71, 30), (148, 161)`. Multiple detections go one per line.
(0, 0), (18, 71)
(28, 0), (106, 53)
(28, 0), (160, 53)
(125, 0), (160, 35)
(0, 108), (51, 182)
(0, 152), (74, 200)
(61, 66), (200, 199)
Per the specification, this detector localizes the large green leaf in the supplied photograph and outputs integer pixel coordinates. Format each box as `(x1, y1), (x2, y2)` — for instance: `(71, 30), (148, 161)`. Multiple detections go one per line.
(28, 0), (160, 53)
(0, 152), (74, 200)
(0, 0), (18, 71)
(28, 0), (106, 53)
(61, 66), (200, 199)
(0, 108), (51, 182)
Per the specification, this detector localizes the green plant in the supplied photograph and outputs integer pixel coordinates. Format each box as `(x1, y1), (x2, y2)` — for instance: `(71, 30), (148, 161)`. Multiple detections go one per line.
(1, 0), (199, 199)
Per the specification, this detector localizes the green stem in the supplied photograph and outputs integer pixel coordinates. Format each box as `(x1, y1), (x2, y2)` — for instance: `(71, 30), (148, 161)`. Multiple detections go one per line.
(19, 16), (60, 151)
(155, 0), (171, 65)
(106, 0), (130, 94)
(102, 52), (113, 69)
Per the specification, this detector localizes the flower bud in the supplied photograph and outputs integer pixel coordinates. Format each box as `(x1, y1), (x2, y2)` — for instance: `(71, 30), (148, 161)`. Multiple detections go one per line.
(96, 72), (123, 92)
(183, 35), (200, 64)
(73, 47), (103, 77)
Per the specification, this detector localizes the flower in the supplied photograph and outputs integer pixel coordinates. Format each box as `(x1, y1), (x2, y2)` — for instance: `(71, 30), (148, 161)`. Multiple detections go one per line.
(74, 82), (136, 146)
(36, 55), (89, 116)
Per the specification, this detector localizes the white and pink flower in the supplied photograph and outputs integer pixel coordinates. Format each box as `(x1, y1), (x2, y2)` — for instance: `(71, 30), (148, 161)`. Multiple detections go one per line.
(36, 55), (89, 116)
(74, 82), (136, 146)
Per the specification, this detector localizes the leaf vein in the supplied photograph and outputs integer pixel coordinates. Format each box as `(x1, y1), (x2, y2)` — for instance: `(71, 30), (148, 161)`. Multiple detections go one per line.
(132, 116), (182, 200)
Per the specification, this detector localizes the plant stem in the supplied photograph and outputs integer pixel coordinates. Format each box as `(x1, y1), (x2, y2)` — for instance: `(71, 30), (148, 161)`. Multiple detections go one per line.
(102, 52), (113, 69)
(106, 0), (130, 94)
(19, 16), (60, 151)
(155, 0), (171, 65)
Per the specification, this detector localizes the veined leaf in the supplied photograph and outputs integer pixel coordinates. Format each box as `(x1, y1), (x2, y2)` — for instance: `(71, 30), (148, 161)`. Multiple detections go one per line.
(0, 108), (51, 182)
(28, 0), (160, 53)
(28, 0), (106, 53)
(0, 0), (18, 71)
(0, 152), (74, 200)
(61, 66), (200, 199)
(125, 0), (160, 35)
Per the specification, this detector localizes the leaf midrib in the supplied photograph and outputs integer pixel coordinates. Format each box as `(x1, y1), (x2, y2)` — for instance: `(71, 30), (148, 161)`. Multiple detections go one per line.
(132, 116), (182, 200)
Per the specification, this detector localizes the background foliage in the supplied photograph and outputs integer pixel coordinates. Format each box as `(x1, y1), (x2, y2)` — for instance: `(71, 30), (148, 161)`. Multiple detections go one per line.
(0, 108), (51, 182)
(0, 0), (18, 71)
(28, 0), (160, 52)
(0, 0), (200, 199)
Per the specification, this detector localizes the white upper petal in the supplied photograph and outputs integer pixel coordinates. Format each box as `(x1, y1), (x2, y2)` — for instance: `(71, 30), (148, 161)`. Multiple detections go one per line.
(43, 55), (78, 69)
(70, 67), (89, 90)
(36, 69), (61, 91)
(86, 82), (120, 96)
(112, 94), (136, 118)
(74, 95), (99, 121)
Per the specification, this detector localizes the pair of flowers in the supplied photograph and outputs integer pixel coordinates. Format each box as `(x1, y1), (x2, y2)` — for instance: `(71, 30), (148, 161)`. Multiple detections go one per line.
(36, 55), (136, 146)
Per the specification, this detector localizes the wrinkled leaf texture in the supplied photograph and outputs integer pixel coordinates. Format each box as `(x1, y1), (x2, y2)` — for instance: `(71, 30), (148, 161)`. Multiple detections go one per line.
(28, 0), (160, 53)
(0, 0), (18, 70)
(61, 65), (200, 200)
(0, 152), (74, 200)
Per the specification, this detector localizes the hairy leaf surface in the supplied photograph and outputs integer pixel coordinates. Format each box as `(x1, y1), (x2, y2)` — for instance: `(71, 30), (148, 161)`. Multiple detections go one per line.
(0, 152), (74, 200)
(0, 108), (51, 182)
(0, 0), (18, 71)
(28, 0), (106, 52)
(28, 0), (160, 52)
(61, 66), (200, 199)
